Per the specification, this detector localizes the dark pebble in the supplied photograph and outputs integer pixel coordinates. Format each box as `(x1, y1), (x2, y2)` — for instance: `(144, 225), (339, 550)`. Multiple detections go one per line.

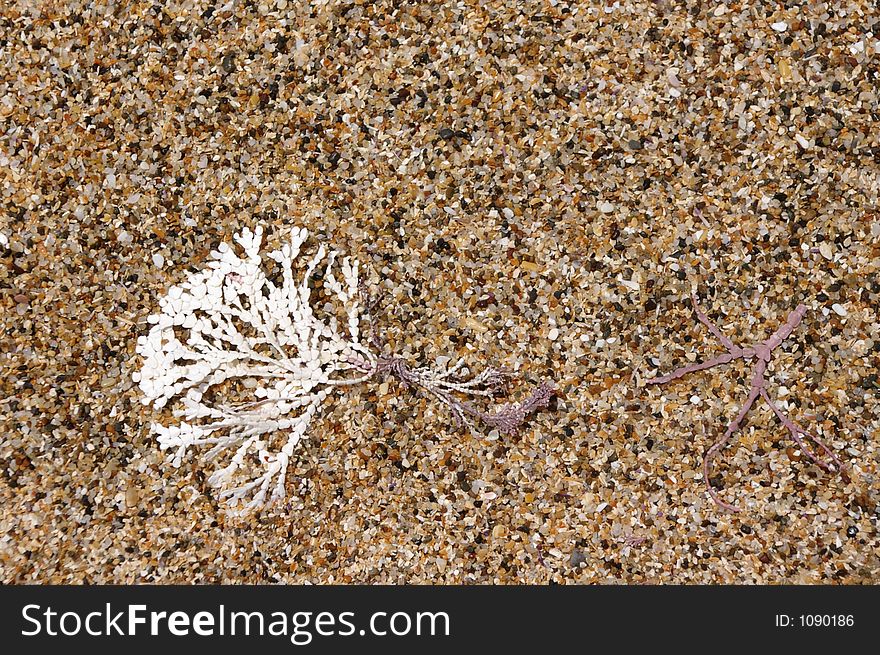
(221, 52), (236, 73)
(439, 127), (455, 140)
(628, 139), (643, 150)
(569, 550), (587, 568)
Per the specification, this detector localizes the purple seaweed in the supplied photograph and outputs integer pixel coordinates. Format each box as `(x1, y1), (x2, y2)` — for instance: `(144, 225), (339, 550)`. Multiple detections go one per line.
(646, 293), (847, 512)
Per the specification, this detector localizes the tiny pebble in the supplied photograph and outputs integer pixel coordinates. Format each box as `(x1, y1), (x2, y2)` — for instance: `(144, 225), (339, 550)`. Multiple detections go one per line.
(597, 201), (614, 214)
(569, 550), (587, 568)
(771, 21), (788, 32)
(152, 253), (165, 268)
(221, 52), (236, 73)
(831, 303), (847, 317)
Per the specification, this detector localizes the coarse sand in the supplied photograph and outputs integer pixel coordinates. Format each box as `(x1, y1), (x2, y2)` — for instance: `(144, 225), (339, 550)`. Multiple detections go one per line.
(1, 0), (878, 583)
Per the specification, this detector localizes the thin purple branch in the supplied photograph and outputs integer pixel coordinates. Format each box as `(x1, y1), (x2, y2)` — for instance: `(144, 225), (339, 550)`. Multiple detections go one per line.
(377, 355), (554, 435)
(471, 381), (556, 435)
(646, 293), (847, 512)
(357, 280), (553, 435)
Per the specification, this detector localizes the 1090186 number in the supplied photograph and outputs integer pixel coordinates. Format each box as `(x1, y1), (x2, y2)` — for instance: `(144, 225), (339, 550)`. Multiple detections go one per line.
(799, 615), (854, 627)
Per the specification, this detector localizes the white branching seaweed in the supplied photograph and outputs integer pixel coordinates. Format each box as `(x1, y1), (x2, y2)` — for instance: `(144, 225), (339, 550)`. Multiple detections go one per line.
(134, 225), (553, 511)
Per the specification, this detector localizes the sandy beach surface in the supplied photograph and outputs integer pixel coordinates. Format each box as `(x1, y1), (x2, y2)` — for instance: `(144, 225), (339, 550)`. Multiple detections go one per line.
(1, 0), (878, 583)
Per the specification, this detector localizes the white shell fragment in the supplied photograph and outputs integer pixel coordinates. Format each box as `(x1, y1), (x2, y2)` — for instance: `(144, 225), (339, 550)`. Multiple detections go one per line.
(794, 134), (811, 150)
